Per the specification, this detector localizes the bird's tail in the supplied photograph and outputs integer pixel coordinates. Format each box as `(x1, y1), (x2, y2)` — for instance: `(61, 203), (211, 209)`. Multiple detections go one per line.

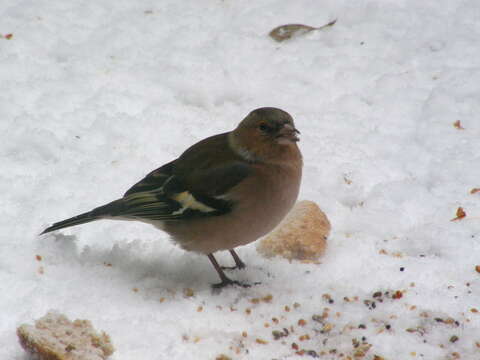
(40, 199), (124, 235)
(40, 211), (99, 234)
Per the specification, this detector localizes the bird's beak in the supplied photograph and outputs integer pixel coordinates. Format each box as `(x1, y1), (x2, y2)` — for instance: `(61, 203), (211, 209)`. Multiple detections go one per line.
(277, 124), (300, 143)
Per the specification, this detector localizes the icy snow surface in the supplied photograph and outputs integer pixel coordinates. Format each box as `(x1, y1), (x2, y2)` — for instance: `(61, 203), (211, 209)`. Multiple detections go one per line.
(1, 0), (480, 359)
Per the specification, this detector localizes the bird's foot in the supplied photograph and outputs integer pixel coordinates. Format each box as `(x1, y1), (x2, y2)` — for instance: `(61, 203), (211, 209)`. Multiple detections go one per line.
(211, 278), (259, 291)
(212, 278), (250, 289)
(211, 279), (261, 291)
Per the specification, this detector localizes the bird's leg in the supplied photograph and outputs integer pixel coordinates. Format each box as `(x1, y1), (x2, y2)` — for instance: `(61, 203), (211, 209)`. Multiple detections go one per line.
(208, 253), (250, 289)
(221, 249), (246, 270)
(230, 249), (246, 269)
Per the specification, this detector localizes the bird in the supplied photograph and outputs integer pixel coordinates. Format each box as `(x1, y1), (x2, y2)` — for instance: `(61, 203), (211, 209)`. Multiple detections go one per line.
(41, 107), (303, 288)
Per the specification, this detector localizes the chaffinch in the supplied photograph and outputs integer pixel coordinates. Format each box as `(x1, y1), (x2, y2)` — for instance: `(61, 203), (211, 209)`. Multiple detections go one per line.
(42, 107), (303, 288)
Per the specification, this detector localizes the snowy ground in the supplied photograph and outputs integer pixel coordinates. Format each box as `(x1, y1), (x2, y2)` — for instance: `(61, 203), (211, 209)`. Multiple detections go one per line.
(1, 0), (480, 359)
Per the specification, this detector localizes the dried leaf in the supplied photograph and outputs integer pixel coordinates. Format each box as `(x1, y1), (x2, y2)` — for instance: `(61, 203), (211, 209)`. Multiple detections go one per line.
(453, 120), (465, 130)
(4, 33), (13, 40)
(451, 207), (466, 221)
(269, 19), (337, 42)
(470, 188), (480, 194)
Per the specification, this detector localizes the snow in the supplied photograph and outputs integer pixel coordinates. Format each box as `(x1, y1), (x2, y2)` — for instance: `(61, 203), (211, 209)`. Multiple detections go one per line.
(1, 0), (480, 359)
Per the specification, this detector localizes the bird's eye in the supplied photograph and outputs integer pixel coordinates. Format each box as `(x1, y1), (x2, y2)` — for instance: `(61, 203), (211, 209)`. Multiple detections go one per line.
(259, 123), (270, 132)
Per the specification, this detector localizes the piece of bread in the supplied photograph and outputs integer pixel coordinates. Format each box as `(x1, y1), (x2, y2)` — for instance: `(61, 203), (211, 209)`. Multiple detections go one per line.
(257, 200), (330, 261)
(17, 311), (114, 360)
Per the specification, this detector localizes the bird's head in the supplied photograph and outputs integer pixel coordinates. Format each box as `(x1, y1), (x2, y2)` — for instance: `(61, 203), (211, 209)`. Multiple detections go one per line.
(230, 107), (301, 163)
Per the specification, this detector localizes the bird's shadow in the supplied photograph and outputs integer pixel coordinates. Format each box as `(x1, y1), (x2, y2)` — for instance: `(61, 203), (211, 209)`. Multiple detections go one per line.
(38, 233), (265, 295)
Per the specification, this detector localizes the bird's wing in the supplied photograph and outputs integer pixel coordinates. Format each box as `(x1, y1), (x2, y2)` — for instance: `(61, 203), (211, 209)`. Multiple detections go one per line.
(116, 133), (251, 222)
(123, 160), (175, 196)
(118, 162), (250, 222)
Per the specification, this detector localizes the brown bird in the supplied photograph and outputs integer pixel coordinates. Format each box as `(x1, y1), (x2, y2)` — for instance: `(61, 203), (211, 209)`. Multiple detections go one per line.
(41, 107), (303, 288)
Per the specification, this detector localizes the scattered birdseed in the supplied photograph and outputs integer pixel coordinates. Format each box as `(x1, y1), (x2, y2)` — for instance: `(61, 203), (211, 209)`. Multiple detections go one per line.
(392, 290), (403, 299)
(272, 329), (291, 340)
(262, 294), (273, 302)
(215, 355), (231, 360)
(322, 294), (334, 304)
(183, 288), (194, 297)
(450, 335), (459, 343)
(444, 318), (456, 325)
(321, 323), (333, 333)
(364, 300), (376, 310)
(453, 120), (465, 130)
